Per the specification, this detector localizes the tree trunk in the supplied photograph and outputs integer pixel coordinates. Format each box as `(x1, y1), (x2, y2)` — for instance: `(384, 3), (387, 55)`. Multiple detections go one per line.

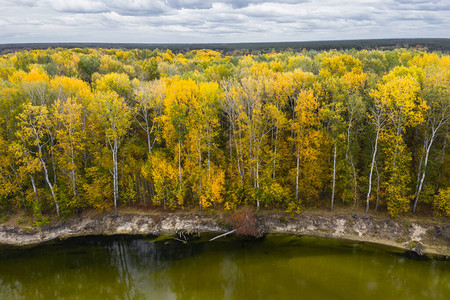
(375, 163), (380, 214)
(413, 135), (435, 213)
(30, 175), (39, 203)
(273, 126), (278, 179)
(41, 158), (60, 217)
(198, 138), (202, 212)
(50, 135), (57, 186)
(256, 152), (260, 212)
(113, 140), (119, 217)
(366, 129), (379, 214)
(295, 148), (300, 199)
(70, 145), (77, 198)
(178, 134), (182, 192)
(331, 144), (336, 212)
(146, 123), (152, 155)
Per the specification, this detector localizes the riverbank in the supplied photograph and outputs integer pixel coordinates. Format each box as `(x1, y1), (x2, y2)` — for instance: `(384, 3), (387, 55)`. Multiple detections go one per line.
(0, 211), (448, 257)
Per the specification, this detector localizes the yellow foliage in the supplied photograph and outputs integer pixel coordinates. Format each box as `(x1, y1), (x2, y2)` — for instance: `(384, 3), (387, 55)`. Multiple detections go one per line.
(83, 166), (113, 211)
(94, 72), (132, 98)
(51, 76), (90, 100)
(433, 187), (450, 217)
(144, 153), (179, 208)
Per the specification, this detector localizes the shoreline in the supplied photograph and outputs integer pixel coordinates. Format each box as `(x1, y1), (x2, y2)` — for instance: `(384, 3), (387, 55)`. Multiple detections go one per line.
(0, 212), (448, 257)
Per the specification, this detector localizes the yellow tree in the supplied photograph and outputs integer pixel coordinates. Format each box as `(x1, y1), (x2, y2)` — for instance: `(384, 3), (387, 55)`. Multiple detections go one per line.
(0, 83), (25, 209)
(160, 78), (198, 207)
(366, 91), (389, 214)
(132, 79), (165, 155)
(222, 79), (246, 186)
(319, 53), (366, 210)
(240, 76), (272, 211)
(409, 55), (450, 213)
(50, 76), (91, 207)
(290, 90), (325, 210)
(371, 68), (427, 216)
(186, 81), (224, 210)
(19, 66), (50, 106)
(141, 151), (179, 209)
(51, 97), (85, 209)
(15, 104), (60, 216)
(94, 72), (133, 99)
(0, 136), (23, 210)
(91, 91), (131, 216)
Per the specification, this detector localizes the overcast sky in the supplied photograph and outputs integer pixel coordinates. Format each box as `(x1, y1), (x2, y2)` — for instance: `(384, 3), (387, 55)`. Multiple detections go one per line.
(1, 0), (449, 43)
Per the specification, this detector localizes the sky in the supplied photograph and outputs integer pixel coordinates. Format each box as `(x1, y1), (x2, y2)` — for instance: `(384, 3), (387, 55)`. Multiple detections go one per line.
(0, 0), (449, 44)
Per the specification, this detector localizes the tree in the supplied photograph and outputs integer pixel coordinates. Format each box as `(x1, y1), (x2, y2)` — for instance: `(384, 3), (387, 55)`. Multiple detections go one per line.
(366, 92), (389, 214)
(92, 92), (131, 216)
(185, 82), (223, 210)
(410, 55), (450, 213)
(371, 69), (426, 217)
(160, 78), (198, 207)
(290, 90), (325, 210)
(14, 104), (60, 216)
(51, 97), (85, 209)
(132, 79), (165, 155)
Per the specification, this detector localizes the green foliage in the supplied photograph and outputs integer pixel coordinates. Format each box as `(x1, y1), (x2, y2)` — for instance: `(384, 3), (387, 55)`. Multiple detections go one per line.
(77, 56), (100, 82)
(33, 216), (50, 228)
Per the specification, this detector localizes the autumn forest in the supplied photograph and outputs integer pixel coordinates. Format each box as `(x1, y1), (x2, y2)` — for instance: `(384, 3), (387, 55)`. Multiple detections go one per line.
(0, 47), (448, 220)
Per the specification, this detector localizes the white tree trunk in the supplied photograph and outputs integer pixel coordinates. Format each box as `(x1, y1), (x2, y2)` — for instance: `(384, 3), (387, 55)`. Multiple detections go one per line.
(178, 136), (182, 192)
(70, 145), (77, 198)
(146, 123), (152, 155)
(295, 148), (300, 199)
(112, 139), (119, 217)
(366, 129), (379, 214)
(30, 175), (39, 203)
(198, 138), (202, 211)
(331, 144), (336, 212)
(273, 126), (278, 179)
(413, 135), (435, 213)
(41, 158), (60, 217)
(256, 152), (260, 212)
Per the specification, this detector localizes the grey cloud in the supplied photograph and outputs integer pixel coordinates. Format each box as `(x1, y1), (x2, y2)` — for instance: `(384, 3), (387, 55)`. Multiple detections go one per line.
(5, 0), (36, 6)
(46, 0), (170, 15)
(392, 0), (450, 11)
(219, 0), (308, 9)
(0, 0), (448, 43)
(50, 0), (108, 13)
(166, 0), (213, 10)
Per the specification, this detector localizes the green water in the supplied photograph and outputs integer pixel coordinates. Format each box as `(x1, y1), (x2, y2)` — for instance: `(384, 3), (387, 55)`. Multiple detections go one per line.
(0, 235), (448, 300)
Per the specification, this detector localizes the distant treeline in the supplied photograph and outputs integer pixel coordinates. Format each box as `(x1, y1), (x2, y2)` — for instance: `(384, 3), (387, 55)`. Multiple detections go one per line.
(0, 47), (448, 220)
(1, 38), (450, 56)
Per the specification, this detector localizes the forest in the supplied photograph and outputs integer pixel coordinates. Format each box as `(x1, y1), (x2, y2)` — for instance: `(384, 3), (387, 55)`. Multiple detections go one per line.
(0, 47), (448, 221)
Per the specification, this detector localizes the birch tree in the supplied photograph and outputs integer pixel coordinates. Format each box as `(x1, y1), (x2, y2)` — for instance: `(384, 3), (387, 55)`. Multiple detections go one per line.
(93, 92), (131, 216)
(132, 79), (165, 155)
(371, 68), (426, 216)
(15, 104), (60, 216)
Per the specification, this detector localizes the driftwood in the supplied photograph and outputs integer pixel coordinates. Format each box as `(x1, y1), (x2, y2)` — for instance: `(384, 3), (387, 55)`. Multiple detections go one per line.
(209, 229), (236, 241)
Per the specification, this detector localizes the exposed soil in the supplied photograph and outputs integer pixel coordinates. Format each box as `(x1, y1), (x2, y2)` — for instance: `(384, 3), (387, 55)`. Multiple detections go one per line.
(0, 210), (448, 257)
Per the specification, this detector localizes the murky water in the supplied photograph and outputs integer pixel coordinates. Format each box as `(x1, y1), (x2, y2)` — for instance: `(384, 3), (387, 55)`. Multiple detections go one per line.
(0, 235), (448, 299)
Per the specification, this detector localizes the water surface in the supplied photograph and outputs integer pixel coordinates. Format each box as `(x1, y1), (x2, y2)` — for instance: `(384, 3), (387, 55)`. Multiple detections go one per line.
(0, 235), (448, 299)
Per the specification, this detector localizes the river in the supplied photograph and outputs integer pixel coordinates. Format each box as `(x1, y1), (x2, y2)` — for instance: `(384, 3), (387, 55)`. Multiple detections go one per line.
(0, 234), (448, 299)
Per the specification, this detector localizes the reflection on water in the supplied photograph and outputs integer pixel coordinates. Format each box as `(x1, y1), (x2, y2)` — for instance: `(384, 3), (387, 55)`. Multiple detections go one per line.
(0, 235), (448, 300)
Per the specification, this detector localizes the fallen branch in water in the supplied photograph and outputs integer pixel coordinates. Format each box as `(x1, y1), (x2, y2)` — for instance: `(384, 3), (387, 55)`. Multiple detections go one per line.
(209, 229), (236, 241)
(173, 237), (188, 244)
